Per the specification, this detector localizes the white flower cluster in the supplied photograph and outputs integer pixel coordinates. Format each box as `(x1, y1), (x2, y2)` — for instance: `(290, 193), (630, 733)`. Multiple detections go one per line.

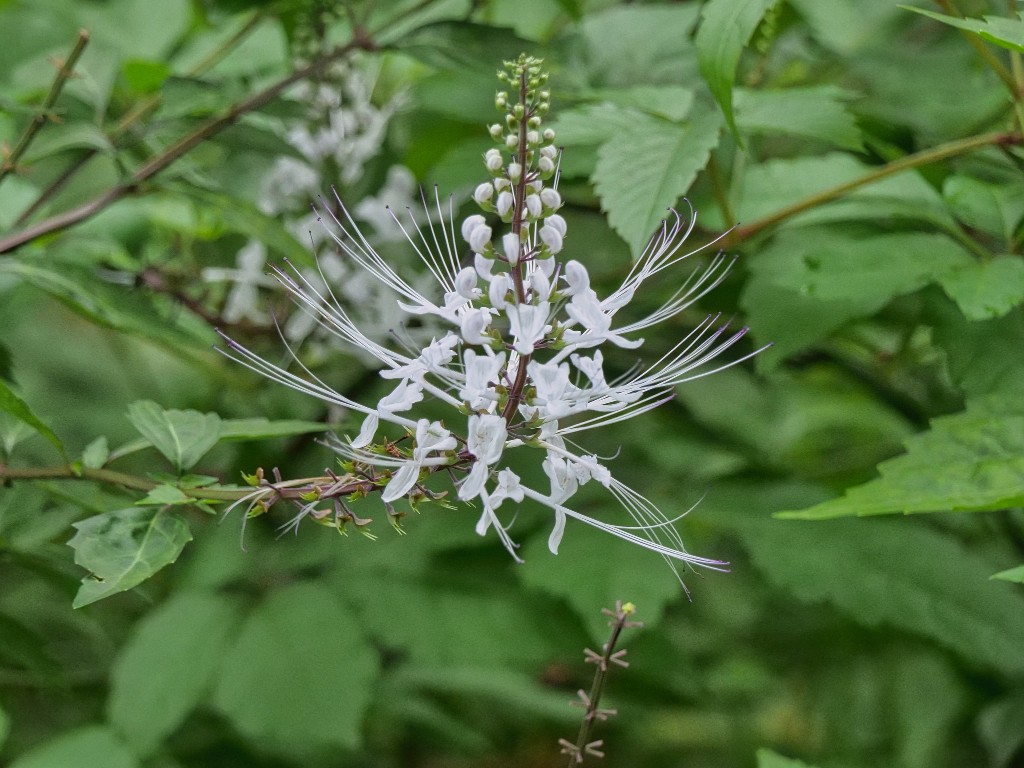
(221, 56), (761, 583)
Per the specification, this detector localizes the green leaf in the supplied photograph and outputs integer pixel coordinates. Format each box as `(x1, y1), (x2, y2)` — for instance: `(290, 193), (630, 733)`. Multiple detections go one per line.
(108, 592), (243, 755)
(939, 256), (1024, 320)
(0, 378), (65, 459)
(126, 400), (221, 473)
(943, 175), (1024, 242)
(930, 302), (1024, 398)
(778, 394), (1024, 519)
(710, 482), (1024, 675)
(991, 565), (1024, 583)
(519, 520), (685, 641)
(135, 484), (193, 507)
(593, 109), (721, 255)
(69, 507), (193, 608)
(756, 749), (819, 768)
(903, 7), (1024, 52)
(213, 582), (378, 755)
(734, 86), (862, 150)
(0, 704), (8, 750)
(395, 21), (530, 71)
(696, 0), (779, 138)
(9, 725), (138, 768)
(218, 417), (332, 440)
(80, 436), (109, 469)
(741, 227), (973, 366)
(21, 123), (113, 163)
(122, 59), (172, 94)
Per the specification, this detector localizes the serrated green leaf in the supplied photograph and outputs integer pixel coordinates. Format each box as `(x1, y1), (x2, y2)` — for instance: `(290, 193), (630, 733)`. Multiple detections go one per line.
(519, 521), (684, 641)
(742, 227), (973, 366)
(575, 4), (702, 87)
(0, 377), (65, 459)
(593, 109), (721, 255)
(126, 400), (221, 473)
(991, 565), (1024, 583)
(734, 86), (862, 150)
(8, 725), (138, 768)
(903, 7), (1024, 52)
(108, 592), (243, 755)
(69, 507), (193, 608)
(81, 436), (109, 469)
(756, 749), (819, 768)
(940, 256), (1024, 320)
(930, 301), (1024, 398)
(213, 582), (378, 755)
(778, 394), (1024, 519)
(696, 0), (779, 138)
(135, 484), (192, 507)
(710, 483), (1024, 675)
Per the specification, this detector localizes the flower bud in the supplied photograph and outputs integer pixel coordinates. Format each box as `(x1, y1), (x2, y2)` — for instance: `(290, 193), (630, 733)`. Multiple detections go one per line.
(489, 273), (512, 309)
(545, 213), (567, 237)
(503, 232), (521, 266)
(494, 177), (511, 192)
(508, 162), (522, 182)
(540, 222), (563, 254)
(505, 133), (519, 149)
(543, 128), (555, 141)
(527, 130), (540, 145)
(455, 266), (479, 299)
(474, 182), (494, 206)
(525, 194), (542, 219)
(485, 149), (503, 173)
(496, 191), (514, 219)
(540, 144), (558, 159)
(469, 222), (492, 254)
(540, 188), (561, 210)
(489, 123), (503, 139)
(461, 214), (486, 244)
(538, 156), (555, 175)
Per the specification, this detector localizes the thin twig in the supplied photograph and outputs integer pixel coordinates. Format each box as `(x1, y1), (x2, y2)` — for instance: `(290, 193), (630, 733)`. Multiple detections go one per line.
(0, 29), (90, 188)
(13, 12), (265, 226)
(728, 130), (1022, 244)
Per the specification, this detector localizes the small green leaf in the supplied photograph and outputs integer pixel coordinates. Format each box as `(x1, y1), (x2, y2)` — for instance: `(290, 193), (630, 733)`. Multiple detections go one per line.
(126, 400), (221, 473)
(81, 436), (109, 469)
(943, 175), (1024, 242)
(696, 0), (779, 138)
(903, 7), (1024, 52)
(21, 123), (113, 163)
(593, 109), (721, 255)
(992, 565), (1024, 583)
(69, 507), (193, 608)
(778, 394), (1024, 519)
(135, 484), (192, 507)
(213, 583), (378, 755)
(756, 749), (819, 768)
(0, 378), (65, 459)
(8, 725), (138, 768)
(108, 592), (243, 755)
(122, 59), (171, 94)
(940, 256), (1024, 320)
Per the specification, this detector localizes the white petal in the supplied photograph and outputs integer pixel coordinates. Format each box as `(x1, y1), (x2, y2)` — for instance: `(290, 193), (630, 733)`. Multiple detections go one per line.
(382, 461), (420, 502)
(459, 461), (489, 501)
(351, 412), (378, 448)
(503, 232), (520, 266)
(461, 214), (485, 244)
(547, 509), (567, 554)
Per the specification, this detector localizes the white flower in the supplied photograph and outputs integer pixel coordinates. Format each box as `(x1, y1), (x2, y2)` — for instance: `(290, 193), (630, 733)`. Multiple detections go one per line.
(218, 56), (764, 589)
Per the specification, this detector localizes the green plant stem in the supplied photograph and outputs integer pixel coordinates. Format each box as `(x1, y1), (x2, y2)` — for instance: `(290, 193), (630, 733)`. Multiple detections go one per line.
(729, 130), (1022, 244)
(0, 462), (291, 502)
(706, 153), (735, 229)
(0, 29), (90, 188)
(933, 0), (1019, 96)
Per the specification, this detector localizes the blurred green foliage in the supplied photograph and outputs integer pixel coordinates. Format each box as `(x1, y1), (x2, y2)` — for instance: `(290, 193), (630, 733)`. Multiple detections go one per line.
(1, 0), (1023, 767)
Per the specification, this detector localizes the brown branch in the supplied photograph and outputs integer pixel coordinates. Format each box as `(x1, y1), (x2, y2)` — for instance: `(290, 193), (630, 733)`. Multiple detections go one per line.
(0, 31), (377, 255)
(0, 29), (90, 188)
